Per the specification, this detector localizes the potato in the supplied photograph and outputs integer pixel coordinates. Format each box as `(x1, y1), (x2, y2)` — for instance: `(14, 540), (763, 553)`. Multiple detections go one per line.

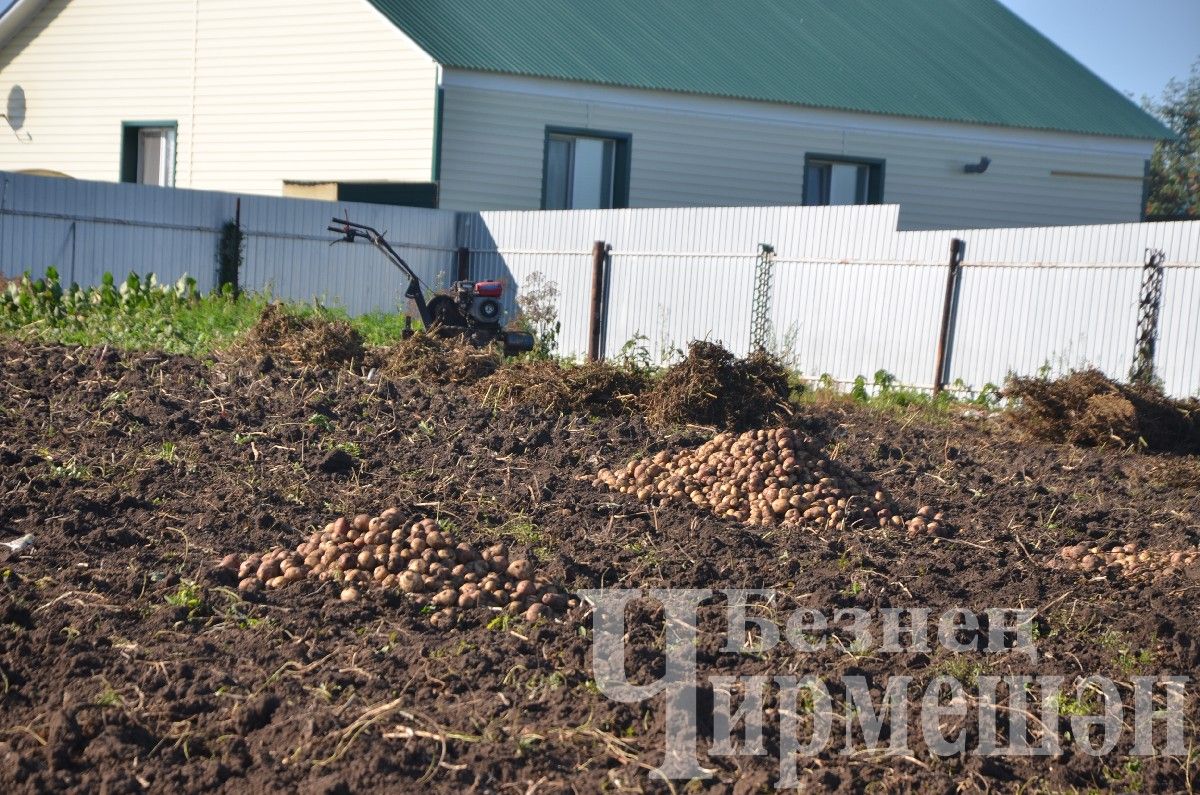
(507, 559), (534, 580)
(340, 586), (360, 602)
(397, 570), (422, 594)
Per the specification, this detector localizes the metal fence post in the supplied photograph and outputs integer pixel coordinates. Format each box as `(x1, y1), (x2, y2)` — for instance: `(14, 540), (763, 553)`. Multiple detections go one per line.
(456, 246), (471, 282)
(750, 243), (776, 352)
(587, 241), (610, 362)
(932, 238), (965, 395)
(1130, 248), (1166, 385)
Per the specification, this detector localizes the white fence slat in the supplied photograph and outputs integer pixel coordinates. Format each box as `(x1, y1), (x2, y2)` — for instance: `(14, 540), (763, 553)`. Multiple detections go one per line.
(2, 172), (1198, 397)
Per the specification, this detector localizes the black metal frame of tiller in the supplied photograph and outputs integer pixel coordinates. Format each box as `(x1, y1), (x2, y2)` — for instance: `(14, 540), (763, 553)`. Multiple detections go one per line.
(327, 217), (534, 355)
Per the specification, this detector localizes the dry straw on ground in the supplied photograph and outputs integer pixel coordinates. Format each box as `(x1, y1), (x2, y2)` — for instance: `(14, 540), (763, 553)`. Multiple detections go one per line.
(639, 341), (790, 430)
(379, 332), (501, 384)
(474, 359), (648, 415)
(1006, 369), (1200, 453)
(235, 303), (364, 368)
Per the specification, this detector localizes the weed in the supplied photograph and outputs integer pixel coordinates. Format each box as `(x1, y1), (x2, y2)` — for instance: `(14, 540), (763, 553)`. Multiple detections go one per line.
(322, 440), (361, 458)
(155, 441), (178, 463)
(95, 687), (124, 708)
(501, 516), (542, 545)
(937, 656), (985, 687)
(1048, 691), (1098, 718)
(308, 413), (334, 433)
(45, 454), (89, 481)
(487, 614), (514, 632)
(1115, 644), (1156, 675)
(165, 580), (207, 620)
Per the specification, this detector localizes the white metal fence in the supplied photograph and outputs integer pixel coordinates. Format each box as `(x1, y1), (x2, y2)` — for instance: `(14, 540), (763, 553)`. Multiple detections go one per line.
(3, 172), (1198, 397)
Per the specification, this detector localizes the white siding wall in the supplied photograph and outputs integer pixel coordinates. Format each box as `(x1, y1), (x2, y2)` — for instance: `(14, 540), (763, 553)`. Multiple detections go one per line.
(438, 71), (1155, 231)
(0, 0), (437, 195)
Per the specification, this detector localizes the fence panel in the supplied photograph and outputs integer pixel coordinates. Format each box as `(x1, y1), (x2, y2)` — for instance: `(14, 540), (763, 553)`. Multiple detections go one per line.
(0, 172), (229, 291)
(238, 196), (459, 316)
(2, 172), (1198, 397)
(948, 263), (1143, 391)
(772, 260), (945, 388)
(1159, 266), (1200, 398)
(605, 253), (758, 363)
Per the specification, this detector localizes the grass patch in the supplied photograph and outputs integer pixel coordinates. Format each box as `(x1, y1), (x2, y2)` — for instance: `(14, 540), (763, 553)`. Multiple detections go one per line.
(798, 370), (1001, 414)
(0, 268), (415, 355)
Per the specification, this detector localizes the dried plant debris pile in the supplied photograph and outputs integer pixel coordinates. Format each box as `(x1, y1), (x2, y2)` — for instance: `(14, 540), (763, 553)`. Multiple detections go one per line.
(1050, 541), (1200, 581)
(596, 426), (946, 535)
(1006, 369), (1200, 453)
(475, 359), (648, 416)
(235, 303), (364, 368)
(380, 331), (500, 385)
(641, 342), (790, 429)
(222, 510), (574, 627)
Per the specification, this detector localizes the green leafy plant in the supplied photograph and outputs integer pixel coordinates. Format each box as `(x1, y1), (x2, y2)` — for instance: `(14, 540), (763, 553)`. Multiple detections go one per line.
(165, 580), (208, 620)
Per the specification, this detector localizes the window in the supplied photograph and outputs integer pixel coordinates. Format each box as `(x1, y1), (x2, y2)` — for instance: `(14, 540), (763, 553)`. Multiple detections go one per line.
(121, 123), (177, 187)
(542, 128), (631, 210)
(803, 155), (884, 206)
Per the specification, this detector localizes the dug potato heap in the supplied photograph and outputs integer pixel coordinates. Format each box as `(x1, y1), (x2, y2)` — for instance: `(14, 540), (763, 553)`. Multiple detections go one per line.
(596, 427), (945, 535)
(223, 509), (574, 628)
(1051, 541), (1199, 581)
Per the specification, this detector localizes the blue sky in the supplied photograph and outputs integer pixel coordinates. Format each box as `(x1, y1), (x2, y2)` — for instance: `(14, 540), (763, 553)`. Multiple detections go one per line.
(998, 0), (1199, 102)
(0, 0), (1196, 102)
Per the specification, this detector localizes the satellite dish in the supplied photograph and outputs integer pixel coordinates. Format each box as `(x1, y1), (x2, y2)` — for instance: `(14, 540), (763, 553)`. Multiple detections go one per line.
(6, 85), (26, 130)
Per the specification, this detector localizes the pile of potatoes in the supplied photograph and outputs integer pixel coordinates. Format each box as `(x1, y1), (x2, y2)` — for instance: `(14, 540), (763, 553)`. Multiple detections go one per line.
(1051, 541), (1199, 581)
(220, 508), (574, 628)
(595, 427), (945, 536)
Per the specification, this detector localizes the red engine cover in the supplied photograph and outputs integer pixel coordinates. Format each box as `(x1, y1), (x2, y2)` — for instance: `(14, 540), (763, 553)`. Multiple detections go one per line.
(474, 280), (503, 298)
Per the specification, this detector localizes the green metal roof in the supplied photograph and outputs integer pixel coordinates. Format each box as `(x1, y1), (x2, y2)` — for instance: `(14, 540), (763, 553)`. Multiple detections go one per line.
(366, 0), (1168, 140)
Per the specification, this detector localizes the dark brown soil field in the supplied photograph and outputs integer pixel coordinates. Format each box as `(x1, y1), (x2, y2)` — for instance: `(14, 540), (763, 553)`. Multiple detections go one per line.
(0, 341), (1197, 793)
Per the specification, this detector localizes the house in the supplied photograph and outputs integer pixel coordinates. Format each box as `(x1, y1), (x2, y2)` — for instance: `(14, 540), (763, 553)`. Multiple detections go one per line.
(0, 0), (1169, 230)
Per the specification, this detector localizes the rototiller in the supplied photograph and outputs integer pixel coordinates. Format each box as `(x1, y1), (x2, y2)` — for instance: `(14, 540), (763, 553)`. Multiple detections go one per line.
(328, 217), (534, 355)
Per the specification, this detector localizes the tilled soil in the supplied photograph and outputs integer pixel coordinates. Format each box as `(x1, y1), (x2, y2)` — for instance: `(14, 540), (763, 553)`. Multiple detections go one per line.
(0, 342), (1197, 793)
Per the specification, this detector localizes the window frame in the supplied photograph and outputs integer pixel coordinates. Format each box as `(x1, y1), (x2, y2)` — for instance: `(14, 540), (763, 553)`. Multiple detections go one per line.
(541, 126), (632, 210)
(120, 121), (178, 187)
(801, 153), (885, 207)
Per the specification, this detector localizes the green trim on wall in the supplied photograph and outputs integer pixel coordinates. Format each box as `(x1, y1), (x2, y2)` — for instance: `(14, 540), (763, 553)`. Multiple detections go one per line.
(801, 152), (886, 206)
(540, 125), (632, 210)
(120, 121), (178, 185)
(431, 87), (444, 187)
(1139, 158), (1151, 222)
